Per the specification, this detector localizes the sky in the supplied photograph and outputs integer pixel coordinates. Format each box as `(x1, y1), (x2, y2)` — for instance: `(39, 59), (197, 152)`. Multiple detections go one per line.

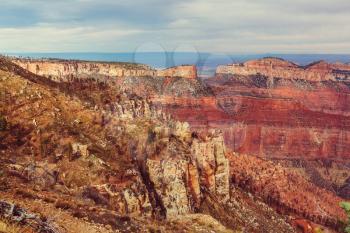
(1, 0), (350, 53)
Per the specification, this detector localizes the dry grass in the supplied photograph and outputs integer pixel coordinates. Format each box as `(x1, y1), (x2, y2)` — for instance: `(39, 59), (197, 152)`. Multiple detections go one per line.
(0, 219), (34, 233)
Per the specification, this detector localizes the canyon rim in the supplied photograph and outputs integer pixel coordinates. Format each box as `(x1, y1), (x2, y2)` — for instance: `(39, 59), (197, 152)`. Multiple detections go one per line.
(1, 0), (350, 233)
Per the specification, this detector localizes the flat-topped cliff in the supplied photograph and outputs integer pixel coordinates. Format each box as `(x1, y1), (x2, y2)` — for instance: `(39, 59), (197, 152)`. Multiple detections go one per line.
(12, 58), (157, 82)
(217, 57), (350, 81)
(11, 58), (197, 81)
(156, 65), (197, 79)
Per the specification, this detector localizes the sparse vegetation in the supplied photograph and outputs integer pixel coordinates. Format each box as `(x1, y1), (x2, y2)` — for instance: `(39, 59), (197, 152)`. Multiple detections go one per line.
(0, 219), (33, 233)
(340, 202), (350, 233)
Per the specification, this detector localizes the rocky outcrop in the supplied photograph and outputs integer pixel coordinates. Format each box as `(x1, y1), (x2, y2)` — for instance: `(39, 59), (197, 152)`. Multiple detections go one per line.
(11, 58), (197, 82)
(156, 65), (197, 79)
(11, 58), (157, 82)
(146, 159), (193, 216)
(191, 131), (230, 202)
(143, 130), (230, 217)
(0, 200), (59, 233)
(216, 57), (350, 81)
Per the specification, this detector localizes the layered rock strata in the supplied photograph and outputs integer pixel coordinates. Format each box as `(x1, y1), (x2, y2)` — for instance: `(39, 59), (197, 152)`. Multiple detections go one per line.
(2, 56), (348, 232)
(206, 61), (350, 160)
(156, 65), (197, 79)
(11, 58), (197, 82)
(0, 58), (233, 230)
(216, 57), (350, 81)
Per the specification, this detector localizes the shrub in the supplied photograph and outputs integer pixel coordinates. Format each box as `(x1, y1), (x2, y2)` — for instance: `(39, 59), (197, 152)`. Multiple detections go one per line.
(340, 201), (350, 233)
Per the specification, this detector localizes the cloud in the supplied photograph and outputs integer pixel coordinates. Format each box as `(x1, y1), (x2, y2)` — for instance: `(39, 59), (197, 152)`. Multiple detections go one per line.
(0, 25), (143, 52)
(0, 0), (349, 53)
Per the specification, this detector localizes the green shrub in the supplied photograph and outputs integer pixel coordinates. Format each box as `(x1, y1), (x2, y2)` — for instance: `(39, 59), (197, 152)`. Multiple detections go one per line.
(340, 201), (350, 233)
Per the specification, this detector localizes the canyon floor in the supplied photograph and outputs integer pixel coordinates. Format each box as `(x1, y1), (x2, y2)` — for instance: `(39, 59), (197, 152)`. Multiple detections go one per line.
(0, 56), (349, 233)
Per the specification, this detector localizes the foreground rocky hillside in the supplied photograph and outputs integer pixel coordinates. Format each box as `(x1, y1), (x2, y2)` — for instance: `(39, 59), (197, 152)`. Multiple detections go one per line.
(0, 57), (347, 233)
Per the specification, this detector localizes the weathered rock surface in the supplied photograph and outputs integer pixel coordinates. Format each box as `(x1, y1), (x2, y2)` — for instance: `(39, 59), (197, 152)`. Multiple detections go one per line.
(12, 58), (156, 82)
(156, 65), (197, 79)
(0, 58), (239, 232)
(214, 58), (350, 158)
(191, 131), (230, 201)
(2, 56), (348, 232)
(228, 153), (346, 229)
(216, 57), (350, 81)
(12, 58), (198, 82)
(204, 71), (350, 160)
(0, 200), (60, 233)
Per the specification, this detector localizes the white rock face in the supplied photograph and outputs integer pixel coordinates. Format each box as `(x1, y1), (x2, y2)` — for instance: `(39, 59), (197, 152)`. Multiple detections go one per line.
(12, 59), (157, 82)
(191, 132), (230, 202)
(71, 143), (89, 157)
(142, 131), (230, 218)
(146, 159), (191, 217)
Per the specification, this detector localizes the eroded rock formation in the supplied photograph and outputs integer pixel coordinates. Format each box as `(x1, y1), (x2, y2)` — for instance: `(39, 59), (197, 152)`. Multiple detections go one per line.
(216, 57), (350, 81)
(156, 65), (197, 79)
(1, 56), (348, 232)
(205, 61), (350, 160)
(11, 58), (197, 82)
(0, 57), (237, 232)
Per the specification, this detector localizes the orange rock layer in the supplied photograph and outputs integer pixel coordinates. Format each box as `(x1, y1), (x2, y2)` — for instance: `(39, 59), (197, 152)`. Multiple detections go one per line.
(12, 58), (197, 81)
(217, 57), (350, 81)
(156, 65), (197, 79)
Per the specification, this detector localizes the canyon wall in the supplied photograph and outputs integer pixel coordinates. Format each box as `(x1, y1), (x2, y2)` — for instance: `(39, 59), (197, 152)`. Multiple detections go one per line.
(156, 65), (197, 79)
(11, 56), (350, 161)
(12, 58), (156, 82)
(217, 57), (350, 81)
(12, 58), (197, 82)
(202, 58), (350, 160)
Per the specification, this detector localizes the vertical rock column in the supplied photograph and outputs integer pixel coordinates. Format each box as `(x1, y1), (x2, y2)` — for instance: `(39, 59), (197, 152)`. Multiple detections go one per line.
(191, 132), (230, 202)
(146, 159), (192, 217)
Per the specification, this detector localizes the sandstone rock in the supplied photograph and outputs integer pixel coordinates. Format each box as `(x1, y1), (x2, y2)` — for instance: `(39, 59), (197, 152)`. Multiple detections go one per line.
(156, 65), (197, 79)
(191, 132), (230, 202)
(12, 58), (198, 82)
(172, 121), (191, 141)
(22, 162), (58, 189)
(0, 200), (59, 233)
(229, 153), (346, 228)
(12, 58), (157, 82)
(146, 159), (191, 217)
(71, 143), (89, 158)
(90, 178), (152, 216)
(216, 57), (350, 81)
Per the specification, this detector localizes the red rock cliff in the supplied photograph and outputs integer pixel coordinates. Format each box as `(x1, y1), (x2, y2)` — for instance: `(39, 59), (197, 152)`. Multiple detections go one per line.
(206, 64), (350, 160)
(217, 57), (350, 81)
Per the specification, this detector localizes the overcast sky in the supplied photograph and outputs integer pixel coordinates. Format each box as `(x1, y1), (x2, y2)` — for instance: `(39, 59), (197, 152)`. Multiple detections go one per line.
(1, 0), (350, 53)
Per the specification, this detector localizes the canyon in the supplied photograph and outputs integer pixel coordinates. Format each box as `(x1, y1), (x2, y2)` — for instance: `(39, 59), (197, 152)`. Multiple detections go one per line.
(0, 56), (349, 233)
(216, 57), (350, 81)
